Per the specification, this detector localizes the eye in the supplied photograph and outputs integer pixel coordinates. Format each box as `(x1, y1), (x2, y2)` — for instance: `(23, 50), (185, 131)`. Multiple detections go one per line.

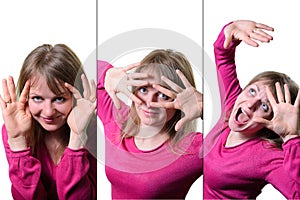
(249, 88), (256, 96)
(261, 103), (269, 112)
(54, 97), (66, 103)
(138, 87), (148, 94)
(32, 96), (43, 102)
(158, 92), (170, 100)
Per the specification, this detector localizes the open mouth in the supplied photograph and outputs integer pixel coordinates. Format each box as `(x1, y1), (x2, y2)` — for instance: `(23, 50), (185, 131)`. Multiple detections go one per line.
(235, 107), (250, 125)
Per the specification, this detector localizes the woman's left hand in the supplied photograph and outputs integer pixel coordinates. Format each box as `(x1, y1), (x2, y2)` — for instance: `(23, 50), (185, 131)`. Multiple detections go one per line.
(66, 74), (97, 149)
(150, 70), (203, 131)
(254, 82), (300, 142)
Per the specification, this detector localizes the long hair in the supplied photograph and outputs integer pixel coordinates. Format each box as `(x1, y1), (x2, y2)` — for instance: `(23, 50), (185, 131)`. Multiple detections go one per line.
(121, 49), (197, 146)
(17, 44), (85, 154)
(246, 71), (299, 148)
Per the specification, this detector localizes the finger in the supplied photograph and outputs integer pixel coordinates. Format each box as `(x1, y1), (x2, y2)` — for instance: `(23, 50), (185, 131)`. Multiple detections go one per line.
(275, 82), (284, 103)
(253, 117), (271, 129)
(175, 117), (187, 131)
(65, 82), (82, 99)
(294, 90), (300, 108)
(240, 33), (259, 47)
(161, 76), (183, 93)
(150, 101), (175, 109)
(0, 95), (6, 110)
(127, 72), (149, 80)
(284, 84), (291, 104)
(19, 80), (31, 103)
(250, 31), (272, 43)
(126, 91), (143, 106)
(110, 92), (121, 109)
(123, 62), (141, 72)
(176, 70), (192, 88)
(252, 29), (273, 41)
(90, 79), (97, 101)
(127, 80), (149, 87)
(223, 31), (232, 49)
(2, 79), (11, 102)
(152, 84), (176, 99)
(81, 74), (91, 99)
(8, 76), (17, 103)
(265, 85), (277, 107)
(255, 23), (274, 32)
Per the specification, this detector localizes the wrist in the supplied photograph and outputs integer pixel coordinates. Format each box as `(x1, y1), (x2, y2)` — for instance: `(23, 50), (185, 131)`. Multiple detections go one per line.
(68, 131), (87, 149)
(8, 135), (28, 151)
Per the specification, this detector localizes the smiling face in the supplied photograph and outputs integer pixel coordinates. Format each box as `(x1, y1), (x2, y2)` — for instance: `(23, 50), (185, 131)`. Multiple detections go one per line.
(229, 81), (273, 135)
(28, 75), (73, 133)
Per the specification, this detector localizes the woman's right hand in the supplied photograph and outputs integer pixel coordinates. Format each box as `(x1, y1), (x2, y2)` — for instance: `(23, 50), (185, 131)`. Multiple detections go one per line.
(223, 20), (274, 48)
(104, 63), (149, 109)
(0, 76), (32, 150)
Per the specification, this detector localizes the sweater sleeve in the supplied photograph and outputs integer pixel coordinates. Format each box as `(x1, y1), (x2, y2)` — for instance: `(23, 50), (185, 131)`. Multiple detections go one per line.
(213, 22), (243, 115)
(262, 138), (300, 199)
(97, 60), (130, 142)
(56, 147), (97, 200)
(2, 125), (47, 200)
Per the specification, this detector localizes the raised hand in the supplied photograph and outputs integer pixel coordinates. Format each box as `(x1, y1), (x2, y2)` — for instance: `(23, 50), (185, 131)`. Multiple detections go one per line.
(150, 70), (203, 131)
(224, 20), (274, 48)
(66, 74), (97, 149)
(104, 63), (149, 109)
(0, 76), (31, 150)
(254, 82), (300, 142)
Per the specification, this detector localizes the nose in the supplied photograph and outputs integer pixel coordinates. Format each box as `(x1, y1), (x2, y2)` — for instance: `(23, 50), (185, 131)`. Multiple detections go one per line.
(247, 97), (259, 110)
(43, 101), (56, 116)
(144, 93), (157, 108)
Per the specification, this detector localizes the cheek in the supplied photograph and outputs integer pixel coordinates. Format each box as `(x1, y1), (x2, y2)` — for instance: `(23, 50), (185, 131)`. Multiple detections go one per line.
(28, 101), (40, 114)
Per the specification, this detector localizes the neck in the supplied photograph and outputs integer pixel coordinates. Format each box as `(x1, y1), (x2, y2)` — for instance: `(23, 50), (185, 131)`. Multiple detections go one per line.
(226, 130), (257, 147)
(44, 131), (67, 165)
(134, 125), (170, 151)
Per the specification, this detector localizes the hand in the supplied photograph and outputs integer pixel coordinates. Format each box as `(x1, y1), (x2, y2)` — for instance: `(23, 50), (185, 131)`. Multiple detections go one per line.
(104, 63), (149, 109)
(150, 70), (203, 131)
(0, 76), (31, 150)
(224, 20), (274, 48)
(66, 74), (97, 149)
(254, 82), (300, 142)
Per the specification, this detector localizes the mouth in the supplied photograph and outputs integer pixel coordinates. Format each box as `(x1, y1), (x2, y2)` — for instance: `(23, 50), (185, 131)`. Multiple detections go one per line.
(234, 107), (250, 125)
(41, 116), (59, 124)
(142, 109), (158, 117)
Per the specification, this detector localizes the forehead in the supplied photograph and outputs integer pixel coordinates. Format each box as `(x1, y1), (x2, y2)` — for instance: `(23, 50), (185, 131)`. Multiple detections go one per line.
(30, 74), (66, 94)
(244, 81), (269, 98)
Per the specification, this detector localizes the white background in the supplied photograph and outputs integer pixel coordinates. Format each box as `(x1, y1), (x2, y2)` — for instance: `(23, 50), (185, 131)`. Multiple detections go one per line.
(0, 0), (299, 199)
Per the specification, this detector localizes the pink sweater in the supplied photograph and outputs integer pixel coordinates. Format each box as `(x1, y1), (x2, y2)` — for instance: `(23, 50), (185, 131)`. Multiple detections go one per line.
(2, 126), (97, 200)
(97, 60), (203, 199)
(203, 23), (300, 199)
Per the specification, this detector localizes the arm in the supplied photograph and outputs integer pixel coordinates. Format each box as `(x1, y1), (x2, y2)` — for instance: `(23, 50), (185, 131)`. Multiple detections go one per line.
(262, 137), (300, 199)
(56, 147), (97, 200)
(2, 126), (47, 200)
(214, 20), (274, 114)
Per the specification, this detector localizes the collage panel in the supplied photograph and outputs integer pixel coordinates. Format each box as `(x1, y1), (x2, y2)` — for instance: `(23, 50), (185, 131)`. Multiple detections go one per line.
(0, 1), (96, 199)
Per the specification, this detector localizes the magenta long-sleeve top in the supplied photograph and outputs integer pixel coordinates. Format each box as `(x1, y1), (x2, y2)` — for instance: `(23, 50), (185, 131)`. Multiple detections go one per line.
(203, 23), (300, 199)
(2, 125), (97, 200)
(97, 60), (203, 199)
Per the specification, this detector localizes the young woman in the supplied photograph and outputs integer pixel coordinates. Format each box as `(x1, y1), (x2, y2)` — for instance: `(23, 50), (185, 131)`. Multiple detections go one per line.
(204, 20), (300, 199)
(0, 44), (97, 200)
(98, 49), (203, 199)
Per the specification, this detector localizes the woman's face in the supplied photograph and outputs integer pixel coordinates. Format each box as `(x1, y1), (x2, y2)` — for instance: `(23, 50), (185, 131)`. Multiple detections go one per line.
(229, 81), (273, 135)
(28, 75), (73, 133)
(134, 76), (176, 128)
